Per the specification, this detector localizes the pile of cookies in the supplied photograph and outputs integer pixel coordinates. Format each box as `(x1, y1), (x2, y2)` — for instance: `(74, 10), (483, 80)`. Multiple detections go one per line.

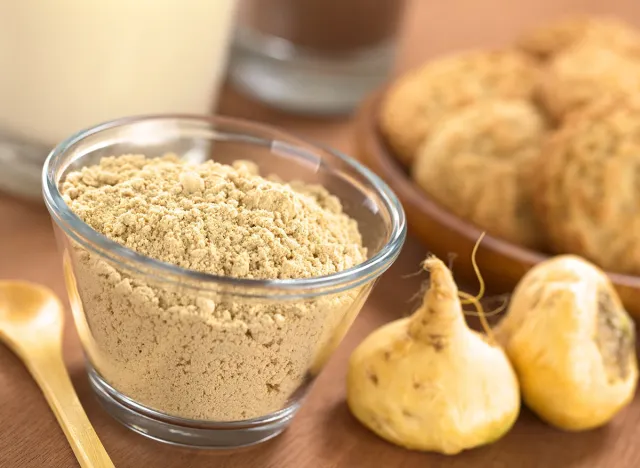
(380, 15), (640, 276)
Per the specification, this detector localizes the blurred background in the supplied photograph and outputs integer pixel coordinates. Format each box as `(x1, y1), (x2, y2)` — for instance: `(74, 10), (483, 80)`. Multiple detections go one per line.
(0, 0), (637, 201)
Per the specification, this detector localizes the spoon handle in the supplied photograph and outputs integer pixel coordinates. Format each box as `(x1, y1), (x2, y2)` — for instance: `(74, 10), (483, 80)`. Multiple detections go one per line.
(25, 349), (115, 468)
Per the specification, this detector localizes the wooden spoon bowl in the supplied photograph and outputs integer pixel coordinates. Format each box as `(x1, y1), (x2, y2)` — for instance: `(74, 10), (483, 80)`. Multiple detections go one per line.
(353, 89), (640, 318)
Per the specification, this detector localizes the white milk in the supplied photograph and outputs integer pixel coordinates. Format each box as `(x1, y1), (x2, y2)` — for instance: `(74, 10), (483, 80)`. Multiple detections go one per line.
(0, 0), (237, 145)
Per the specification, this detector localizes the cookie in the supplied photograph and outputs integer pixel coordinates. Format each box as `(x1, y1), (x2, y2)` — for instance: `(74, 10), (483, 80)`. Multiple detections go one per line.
(379, 50), (539, 166)
(535, 96), (640, 275)
(411, 99), (547, 249)
(517, 15), (640, 61)
(538, 43), (640, 121)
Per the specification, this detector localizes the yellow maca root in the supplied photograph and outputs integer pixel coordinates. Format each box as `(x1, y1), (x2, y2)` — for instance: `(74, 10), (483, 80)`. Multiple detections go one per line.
(346, 256), (520, 454)
(495, 255), (638, 431)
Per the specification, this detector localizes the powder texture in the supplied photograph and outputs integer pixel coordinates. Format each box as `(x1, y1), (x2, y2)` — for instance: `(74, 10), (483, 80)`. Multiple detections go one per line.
(61, 154), (368, 421)
(63, 154), (365, 279)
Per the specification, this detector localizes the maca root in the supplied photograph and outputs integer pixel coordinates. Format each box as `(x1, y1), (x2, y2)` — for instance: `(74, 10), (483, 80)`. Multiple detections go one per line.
(346, 238), (520, 454)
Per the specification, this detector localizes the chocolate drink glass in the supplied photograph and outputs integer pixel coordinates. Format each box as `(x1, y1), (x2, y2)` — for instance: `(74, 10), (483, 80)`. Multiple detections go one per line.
(228, 0), (407, 115)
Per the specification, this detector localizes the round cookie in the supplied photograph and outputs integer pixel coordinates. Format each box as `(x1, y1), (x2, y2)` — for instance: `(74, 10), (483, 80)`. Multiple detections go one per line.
(380, 50), (539, 166)
(535, 96), (640, 275)
(411, 99), (547, 249)
(538, 43), (640, 121)
(517, 15), (640, 61)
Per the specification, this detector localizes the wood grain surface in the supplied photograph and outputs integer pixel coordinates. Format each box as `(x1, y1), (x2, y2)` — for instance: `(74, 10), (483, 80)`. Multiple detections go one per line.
(2, 1), (640, 467)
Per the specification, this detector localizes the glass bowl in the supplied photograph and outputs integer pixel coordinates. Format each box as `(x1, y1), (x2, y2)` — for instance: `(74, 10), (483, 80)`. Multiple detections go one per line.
(42, 115), (406, 449)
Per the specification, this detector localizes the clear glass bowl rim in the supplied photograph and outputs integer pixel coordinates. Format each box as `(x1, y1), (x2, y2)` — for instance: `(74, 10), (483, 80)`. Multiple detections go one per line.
(42, 114), (406, 298)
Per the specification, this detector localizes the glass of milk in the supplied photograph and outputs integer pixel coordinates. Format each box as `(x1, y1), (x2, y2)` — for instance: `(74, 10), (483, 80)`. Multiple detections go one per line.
(0, 0), (238, 199)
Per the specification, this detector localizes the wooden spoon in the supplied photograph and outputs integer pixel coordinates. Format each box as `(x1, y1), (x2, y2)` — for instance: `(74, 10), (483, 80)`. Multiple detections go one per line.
(0, 281), (115, 468)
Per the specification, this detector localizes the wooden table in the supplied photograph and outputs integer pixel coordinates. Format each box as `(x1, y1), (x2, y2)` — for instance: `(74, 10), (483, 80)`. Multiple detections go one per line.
(2, 1), (640, 467)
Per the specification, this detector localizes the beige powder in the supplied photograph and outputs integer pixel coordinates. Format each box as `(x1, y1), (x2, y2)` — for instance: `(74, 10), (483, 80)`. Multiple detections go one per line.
(62, 154), (368, 421)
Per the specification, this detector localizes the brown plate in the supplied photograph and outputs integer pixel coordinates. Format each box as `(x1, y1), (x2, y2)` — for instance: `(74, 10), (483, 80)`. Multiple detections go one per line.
(354, 89), (640, 318)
